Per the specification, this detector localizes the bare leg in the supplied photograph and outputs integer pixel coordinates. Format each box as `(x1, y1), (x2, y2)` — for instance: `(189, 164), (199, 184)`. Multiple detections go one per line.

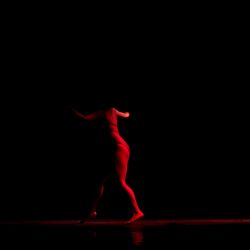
(89, 184), (104, 218)
(89, 174), (112, 218)
(120, 180), (144, 223)
(115, 145), (144, 223)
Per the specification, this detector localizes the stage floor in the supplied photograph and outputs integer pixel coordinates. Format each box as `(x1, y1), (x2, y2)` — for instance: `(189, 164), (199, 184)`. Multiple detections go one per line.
(2, 218), (250, 226)
(1, 219), (250, 248)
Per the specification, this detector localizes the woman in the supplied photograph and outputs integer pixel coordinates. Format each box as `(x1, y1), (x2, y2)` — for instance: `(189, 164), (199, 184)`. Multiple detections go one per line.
(72, 107), (144, 223)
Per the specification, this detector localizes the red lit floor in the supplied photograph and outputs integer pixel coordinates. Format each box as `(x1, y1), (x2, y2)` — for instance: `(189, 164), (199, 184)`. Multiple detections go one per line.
(1, 218), (250, 226)
(1, 219), (250, 248)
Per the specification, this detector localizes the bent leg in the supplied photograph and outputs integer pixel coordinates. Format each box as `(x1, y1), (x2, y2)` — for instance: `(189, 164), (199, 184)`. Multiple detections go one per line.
(89, 184), (104, 218)
(115, 145), (144, 222)
(89, 174), (112, 218)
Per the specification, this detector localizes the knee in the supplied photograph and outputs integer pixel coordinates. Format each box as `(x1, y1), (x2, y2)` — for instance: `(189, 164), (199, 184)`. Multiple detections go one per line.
(99, 185), (104, 193)
(119, 180), (127, 188)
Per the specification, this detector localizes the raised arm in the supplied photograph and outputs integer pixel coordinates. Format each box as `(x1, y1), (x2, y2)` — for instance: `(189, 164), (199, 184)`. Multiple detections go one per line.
(72, 108), (104, 120)
(114, 108), (130, 118)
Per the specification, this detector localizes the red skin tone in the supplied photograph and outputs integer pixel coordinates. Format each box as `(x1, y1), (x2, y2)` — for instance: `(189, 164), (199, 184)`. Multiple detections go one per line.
(72, 107), (144, 223)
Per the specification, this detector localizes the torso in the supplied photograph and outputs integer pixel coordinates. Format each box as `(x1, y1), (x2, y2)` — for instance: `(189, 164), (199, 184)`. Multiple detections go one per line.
(105, 108), (129, 149)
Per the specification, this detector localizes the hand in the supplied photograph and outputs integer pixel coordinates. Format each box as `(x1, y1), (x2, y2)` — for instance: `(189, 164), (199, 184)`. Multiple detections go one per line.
(124, 112), (130, 118)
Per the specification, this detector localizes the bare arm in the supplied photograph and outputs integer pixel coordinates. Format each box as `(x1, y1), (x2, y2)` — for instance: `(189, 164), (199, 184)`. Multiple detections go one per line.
(114, 108), (130, 118)
(72, 108), (104, 120)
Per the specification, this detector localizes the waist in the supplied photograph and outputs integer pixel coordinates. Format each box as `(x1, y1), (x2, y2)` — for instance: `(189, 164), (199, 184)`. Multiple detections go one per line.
(111, 133), (128, 144)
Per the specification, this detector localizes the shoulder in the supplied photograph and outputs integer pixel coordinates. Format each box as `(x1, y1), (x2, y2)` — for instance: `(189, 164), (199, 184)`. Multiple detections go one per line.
(103, 107), (115, 118)
(109, 107), (117, 114)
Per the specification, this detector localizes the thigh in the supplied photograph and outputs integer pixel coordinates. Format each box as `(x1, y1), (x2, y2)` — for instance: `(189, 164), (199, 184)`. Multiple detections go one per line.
(115, 144), (130, 181)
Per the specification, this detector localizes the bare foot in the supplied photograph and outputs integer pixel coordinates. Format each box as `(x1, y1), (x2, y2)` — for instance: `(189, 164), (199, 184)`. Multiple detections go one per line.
(126, 211), (144, 224)
(79, 211), (97, 224)
(89, 211), (97, 219)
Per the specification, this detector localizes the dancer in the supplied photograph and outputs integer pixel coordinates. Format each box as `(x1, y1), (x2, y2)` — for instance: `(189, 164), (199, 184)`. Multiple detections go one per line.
(72, 107), (144, 223)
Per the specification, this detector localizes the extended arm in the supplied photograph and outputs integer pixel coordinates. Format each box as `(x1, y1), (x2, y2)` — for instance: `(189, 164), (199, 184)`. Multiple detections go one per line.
(72, 108), (104, 120)
(114, 108), (130, 118)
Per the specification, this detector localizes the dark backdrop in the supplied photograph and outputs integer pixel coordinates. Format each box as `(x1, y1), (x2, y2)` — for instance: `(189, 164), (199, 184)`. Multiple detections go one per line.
(1, 11), (248, 220)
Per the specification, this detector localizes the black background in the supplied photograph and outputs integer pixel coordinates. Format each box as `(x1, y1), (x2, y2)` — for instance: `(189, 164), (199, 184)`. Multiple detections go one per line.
(1, 8), (249, 220)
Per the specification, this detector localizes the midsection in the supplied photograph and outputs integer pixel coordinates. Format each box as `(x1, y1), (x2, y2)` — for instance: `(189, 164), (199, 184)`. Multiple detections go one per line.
(107, 111), (129, 149)
(110, 130), (129, 148)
